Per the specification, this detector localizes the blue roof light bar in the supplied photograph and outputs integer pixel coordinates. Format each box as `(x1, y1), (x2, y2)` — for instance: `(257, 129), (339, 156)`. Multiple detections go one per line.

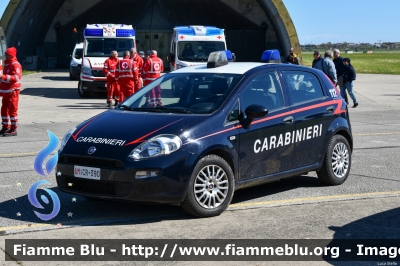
(84, 29), (103, 37)
(116, 29), (135, 37)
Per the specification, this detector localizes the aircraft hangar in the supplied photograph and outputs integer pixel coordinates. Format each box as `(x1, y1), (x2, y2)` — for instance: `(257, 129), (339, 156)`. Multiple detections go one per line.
(0, 0), (301, 69)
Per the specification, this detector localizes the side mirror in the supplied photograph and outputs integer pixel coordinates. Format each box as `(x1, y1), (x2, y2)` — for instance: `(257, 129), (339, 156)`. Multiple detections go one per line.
(242, 105), (268, 129)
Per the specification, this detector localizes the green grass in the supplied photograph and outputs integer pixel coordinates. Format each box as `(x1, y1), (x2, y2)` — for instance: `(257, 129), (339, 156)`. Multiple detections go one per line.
(301, 51), (400, 74)
(22, 69), (41, 75)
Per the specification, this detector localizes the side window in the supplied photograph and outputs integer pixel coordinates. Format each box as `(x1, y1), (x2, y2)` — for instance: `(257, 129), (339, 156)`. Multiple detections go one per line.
(226, 101), (239, 123)
(283, 71), (325, 104)
(240, 72), (284, 114)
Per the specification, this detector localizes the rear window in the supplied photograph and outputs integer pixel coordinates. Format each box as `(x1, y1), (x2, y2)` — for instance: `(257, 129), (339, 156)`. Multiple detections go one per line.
(283, 71), (325, 104)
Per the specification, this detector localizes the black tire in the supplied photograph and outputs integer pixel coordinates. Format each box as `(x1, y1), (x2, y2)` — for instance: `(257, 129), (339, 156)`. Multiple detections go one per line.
(317, 135), (351, 185)
(181, 154), (235, 217)
(78, 80), (91, 98)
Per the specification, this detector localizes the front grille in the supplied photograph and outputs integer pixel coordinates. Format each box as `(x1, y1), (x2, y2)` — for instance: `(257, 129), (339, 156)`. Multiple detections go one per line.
(59, 155), (125, 169)
(92, 70), (105, 77)
(57, 176), (132, 197)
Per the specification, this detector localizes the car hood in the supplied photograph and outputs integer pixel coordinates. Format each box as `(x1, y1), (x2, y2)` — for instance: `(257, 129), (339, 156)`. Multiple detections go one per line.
(69, 110), (207, 149)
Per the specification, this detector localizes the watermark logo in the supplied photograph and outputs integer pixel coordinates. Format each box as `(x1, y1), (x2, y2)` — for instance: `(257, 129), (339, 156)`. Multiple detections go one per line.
(28, 180), (60, 221)
(34, 130), (59, 176)
(29, 130), (61, 221)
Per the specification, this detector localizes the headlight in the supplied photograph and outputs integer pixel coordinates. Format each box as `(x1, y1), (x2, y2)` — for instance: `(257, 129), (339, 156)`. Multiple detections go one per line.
(60, 127), (76, 152)
(129, 134), (182, 160)
(82, 67), (92, 75)
(71, 62), (78, 67)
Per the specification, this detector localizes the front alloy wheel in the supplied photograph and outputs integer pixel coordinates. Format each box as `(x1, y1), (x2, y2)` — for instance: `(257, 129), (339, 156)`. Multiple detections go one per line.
(181, 154), (234, 217)
(194, 164), (229, 209)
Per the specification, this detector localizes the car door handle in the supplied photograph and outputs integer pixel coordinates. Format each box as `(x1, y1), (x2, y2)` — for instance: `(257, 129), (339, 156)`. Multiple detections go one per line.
(283, 116), (294, 124)
(326, 106), (335, 113)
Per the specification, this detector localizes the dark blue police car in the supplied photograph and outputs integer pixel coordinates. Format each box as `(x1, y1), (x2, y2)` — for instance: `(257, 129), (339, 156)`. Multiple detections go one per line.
(57, 51), (353, 217)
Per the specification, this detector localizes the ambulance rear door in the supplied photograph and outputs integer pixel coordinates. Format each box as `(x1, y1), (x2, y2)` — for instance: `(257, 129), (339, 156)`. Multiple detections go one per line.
(0, 27), (7, 75)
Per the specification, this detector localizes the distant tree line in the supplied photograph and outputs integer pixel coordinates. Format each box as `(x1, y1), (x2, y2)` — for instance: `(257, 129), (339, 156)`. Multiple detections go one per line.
(301, 42), (400, 51)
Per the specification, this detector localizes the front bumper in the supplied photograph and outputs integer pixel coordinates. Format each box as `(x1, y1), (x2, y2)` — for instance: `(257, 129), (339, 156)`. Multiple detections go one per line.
(80, 80), (107, 93)
(56, 152), (191, 204)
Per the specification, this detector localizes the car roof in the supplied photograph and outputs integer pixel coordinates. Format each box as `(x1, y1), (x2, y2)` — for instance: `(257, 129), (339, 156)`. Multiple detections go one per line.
(171, 62), (315, 75)
(172, 62), (273, 75)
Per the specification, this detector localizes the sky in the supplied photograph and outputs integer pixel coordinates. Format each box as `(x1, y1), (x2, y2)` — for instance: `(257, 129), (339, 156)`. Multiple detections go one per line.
(282, 0), (400, 44)
(0, 0), (398, 44)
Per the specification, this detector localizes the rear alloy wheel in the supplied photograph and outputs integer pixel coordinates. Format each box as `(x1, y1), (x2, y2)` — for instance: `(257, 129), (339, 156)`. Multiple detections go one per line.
(181, 154), (234, 217)
(317, 135), (351, 185)
(78, 80), (91, 98)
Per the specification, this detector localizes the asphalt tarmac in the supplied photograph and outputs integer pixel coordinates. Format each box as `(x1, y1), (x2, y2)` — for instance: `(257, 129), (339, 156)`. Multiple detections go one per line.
(0, 71), (399, 266)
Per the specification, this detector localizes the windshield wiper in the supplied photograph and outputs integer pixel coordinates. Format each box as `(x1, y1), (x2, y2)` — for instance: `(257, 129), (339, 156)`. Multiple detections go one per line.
(135, 107), (192, 114)
(119, 104), (134, 111)
(161, 108), (192, 114)
(132, 107), (164, 113)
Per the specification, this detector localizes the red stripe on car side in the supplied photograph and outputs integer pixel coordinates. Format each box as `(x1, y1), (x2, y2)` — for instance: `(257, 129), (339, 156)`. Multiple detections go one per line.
(183, 125), (242, 145)
(183, 99), (346, 144)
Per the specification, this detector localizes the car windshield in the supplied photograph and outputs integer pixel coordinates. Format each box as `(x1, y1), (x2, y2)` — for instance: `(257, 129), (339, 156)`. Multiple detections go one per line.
(84, 38), (134, 57)
(177, 41), (226, 62)
(119, 73), (243, 114)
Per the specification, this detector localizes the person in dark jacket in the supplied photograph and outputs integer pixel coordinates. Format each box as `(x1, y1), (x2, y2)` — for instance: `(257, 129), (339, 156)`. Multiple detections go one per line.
(312, 50), (322, 67)
(313, 50), (337, 84)
(341, 58), (358, 108)
(333, 49), (347, 103)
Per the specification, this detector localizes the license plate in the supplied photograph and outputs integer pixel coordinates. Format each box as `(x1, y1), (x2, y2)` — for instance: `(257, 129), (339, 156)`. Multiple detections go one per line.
(74, 165), (101, 180)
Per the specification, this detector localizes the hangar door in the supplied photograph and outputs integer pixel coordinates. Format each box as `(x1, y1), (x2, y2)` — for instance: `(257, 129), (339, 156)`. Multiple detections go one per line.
(226, 30), (266, 63)
(56, 0), (266, 69)
(57, 29), (83, 68)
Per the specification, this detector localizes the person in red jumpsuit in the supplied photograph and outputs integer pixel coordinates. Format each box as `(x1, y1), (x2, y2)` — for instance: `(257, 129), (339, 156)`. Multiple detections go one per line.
(115, 51), (139, 103)
(103, 50), (120, 107)
(130, 47), (144, 90)
(0, 47), (22, 137)
(142, 50), (164, 107)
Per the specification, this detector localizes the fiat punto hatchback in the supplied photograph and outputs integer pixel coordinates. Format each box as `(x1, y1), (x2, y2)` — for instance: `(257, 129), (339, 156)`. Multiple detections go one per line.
(57, 51), (353, 217)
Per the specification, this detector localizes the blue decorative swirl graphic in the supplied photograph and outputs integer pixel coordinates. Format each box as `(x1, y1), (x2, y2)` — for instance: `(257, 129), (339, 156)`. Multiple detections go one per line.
(34, 130), (59, 176)
(28, 180), (61, 221)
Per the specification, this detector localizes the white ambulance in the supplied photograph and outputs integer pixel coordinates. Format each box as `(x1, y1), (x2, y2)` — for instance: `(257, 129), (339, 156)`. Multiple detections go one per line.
(168, 26), (227, 71)
(0, 27), (7, 76)
(79, 24), (136, 97)
(167, 26), (228, 96)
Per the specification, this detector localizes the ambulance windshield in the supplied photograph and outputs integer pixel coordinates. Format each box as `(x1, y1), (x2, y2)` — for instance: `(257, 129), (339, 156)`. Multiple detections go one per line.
(84, 38), (134, 57)
(178, 41), (225, 62)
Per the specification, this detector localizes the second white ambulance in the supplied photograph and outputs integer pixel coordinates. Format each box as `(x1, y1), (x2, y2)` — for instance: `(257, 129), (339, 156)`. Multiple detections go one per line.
(79, 24), (136, 97)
